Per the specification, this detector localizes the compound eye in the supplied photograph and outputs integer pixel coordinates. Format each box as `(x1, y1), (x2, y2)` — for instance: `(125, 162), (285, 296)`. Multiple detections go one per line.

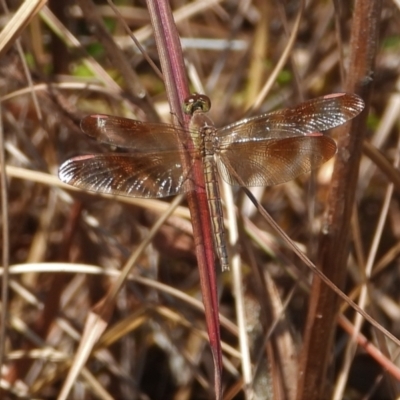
(183, 94), (211, 115)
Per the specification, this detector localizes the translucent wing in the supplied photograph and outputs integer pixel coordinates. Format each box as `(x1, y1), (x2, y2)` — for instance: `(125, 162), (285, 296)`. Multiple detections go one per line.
(59, 152), (193, 198)
(217, 93), (364, 145)
(61, 94), (362, 195)
(80, 114), (189, 152)
(217, 135), (337, 186)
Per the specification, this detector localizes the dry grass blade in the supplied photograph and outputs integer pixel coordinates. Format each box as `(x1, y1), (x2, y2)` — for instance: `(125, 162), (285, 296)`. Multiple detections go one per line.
(0, 0), (47, 56)
(246, 0), (304, 113)
(0, 91), (9, 379)
(58, 193), (184, 399)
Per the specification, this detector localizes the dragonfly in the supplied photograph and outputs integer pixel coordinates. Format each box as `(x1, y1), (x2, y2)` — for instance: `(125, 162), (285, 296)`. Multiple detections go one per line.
(59, 93), (364, 271)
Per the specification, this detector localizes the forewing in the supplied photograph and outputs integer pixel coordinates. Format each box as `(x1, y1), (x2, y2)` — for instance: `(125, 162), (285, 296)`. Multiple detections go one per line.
(217, 93), (364, 145)
(59, 152), (191, 198)
(80, 114), (188, 152)
(217, 135), (337, 186)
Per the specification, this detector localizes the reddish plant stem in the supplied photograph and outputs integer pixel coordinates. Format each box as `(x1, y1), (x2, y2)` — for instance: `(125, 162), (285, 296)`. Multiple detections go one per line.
(145, 1), (222, 397)
(296, 1), (382, 399)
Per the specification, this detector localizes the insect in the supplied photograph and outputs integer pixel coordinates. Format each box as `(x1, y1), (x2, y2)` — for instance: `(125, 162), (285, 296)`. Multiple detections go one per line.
(59, 93), (364, 270)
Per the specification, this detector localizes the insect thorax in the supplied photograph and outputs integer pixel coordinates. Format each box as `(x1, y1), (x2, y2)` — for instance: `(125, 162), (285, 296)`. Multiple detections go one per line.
(200, 125), (218, 157)
(189, 111), (217, 157)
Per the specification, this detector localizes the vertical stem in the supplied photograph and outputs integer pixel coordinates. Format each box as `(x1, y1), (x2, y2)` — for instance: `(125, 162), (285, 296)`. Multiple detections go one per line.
(0, 104), (9, 378)
(145, 1), (223, 397)
(296, 2), (382, 399)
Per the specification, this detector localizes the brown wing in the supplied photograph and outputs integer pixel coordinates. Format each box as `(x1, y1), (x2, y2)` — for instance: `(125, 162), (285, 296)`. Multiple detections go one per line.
(59, 152), (194, 198)
(217, 93), (364, 145)
(80, 114), (189, 152)
(217, 135), (337, 187)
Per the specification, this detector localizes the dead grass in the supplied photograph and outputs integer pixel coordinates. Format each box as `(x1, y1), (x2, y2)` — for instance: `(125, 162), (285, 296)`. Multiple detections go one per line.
(1, 0), (400, 399)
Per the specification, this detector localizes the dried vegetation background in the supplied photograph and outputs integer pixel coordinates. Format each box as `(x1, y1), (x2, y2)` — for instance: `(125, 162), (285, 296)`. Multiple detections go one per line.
(1, 0), (400, 399)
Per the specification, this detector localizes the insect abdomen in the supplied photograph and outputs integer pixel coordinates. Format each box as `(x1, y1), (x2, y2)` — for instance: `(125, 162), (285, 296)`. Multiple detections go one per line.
(203, 155), (229, 271)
